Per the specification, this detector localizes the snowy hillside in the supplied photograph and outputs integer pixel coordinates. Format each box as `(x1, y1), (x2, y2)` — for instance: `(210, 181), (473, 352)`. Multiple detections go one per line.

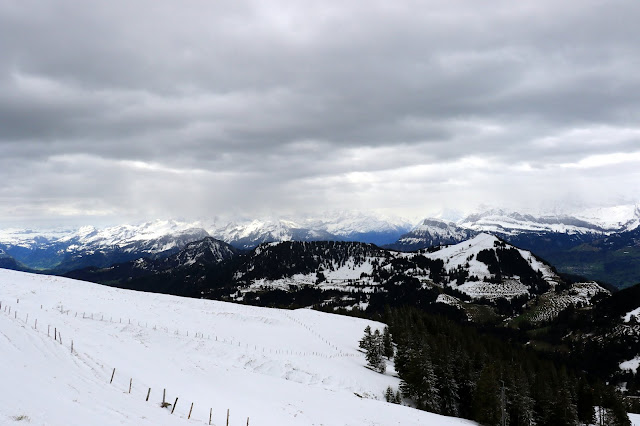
(234, 235), (582, 304)
(0, 269), (474, 426)
(419, 233), (559, 299)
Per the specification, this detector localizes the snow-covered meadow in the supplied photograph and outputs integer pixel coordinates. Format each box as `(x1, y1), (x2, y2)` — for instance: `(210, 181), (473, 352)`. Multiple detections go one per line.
(0, 269), (475, 425)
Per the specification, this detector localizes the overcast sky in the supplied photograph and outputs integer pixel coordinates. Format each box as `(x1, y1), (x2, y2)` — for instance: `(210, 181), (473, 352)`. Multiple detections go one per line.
(1, 0), (639, 227)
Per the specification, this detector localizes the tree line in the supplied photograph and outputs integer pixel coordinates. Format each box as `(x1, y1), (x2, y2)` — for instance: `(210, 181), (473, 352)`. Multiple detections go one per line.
(378, 307), (630, 426)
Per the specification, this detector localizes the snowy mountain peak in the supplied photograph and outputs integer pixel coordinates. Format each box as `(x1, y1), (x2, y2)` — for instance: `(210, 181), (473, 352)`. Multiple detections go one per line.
(388, 218), (475, 251)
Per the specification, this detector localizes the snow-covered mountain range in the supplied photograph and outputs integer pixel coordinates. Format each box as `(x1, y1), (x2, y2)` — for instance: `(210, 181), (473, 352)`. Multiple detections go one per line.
(391, 204), (640, 251)
(207, 212), (413, 249)
(0, 214), (412, 271)
(1, 204), (639, 276)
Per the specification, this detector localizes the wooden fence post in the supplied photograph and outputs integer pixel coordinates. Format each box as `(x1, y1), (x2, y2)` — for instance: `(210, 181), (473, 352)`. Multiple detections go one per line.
(163, 389), (166, 405)
(110, 368), (116, 384)
(146, 388), (151, 401)
(129, 378), (132, 393)
(71, 340), (73, 353)
(54, 327), (57, 340)
(34, 319), (37, 329)
(48, 325), (50, 336)
(209, 408), (212, 425)
(188, 402), (193, 419)
(247, 417), (250, 425)
(171, 397), (178, 414)
(226, 408), (229, 426)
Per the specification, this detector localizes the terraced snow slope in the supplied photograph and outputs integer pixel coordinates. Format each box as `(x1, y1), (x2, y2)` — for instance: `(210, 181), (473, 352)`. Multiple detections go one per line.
(0, 269), (474, 426)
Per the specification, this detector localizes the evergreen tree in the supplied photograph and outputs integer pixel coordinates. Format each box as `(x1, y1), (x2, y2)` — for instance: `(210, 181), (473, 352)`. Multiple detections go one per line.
(385, 386), (395, 403)
(438, 357), (460, 417)
(382, 326), (394, 359)
(576, 378), (596, 425)
(471, 364), (501, 425)
(509, 368), (535, 426)
(551, 368), (578, 426)
(365, 329), (386, 373)
(359, 325), (373, 352)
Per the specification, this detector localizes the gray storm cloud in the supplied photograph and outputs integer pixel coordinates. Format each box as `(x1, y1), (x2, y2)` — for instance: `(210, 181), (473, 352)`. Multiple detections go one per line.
(1, 0), (639, 225)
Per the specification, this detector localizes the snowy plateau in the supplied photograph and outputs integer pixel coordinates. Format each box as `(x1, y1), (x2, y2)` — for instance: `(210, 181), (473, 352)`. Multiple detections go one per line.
(0, 269), (474, 426)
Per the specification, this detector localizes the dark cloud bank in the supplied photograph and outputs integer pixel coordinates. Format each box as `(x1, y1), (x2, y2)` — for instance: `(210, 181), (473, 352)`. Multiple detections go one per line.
(1, 0), (639, 226)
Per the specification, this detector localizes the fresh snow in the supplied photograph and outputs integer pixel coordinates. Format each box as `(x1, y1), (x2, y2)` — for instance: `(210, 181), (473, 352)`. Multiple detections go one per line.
(572, 204), (640, 232)
(0, 269), (475, 426)
(620, 357), (640, 373)
(624, 307), (640, 323)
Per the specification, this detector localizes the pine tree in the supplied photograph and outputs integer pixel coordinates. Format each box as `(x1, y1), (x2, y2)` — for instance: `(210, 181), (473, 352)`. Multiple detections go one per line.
(385, 386), (395, 403)
(509, 368), (534, 426)
(383, 326), (394, 359)
(417, 349), (441, 412)
(472, 364), (501, 425)
(366, 329), (386, 373)
(438, 357), (460, 417)
(551, 368), (578, 426)
(359, 325), (373, 352)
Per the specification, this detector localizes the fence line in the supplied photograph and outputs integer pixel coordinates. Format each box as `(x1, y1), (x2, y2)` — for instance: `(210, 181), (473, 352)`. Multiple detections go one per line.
(1, 300), (256, 424)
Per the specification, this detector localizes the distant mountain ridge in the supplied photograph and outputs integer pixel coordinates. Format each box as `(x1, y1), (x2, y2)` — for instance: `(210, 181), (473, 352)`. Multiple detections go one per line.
(70, 232), (607, 314)
(1, 205), (639, 287)
(0, 214), (413, 271)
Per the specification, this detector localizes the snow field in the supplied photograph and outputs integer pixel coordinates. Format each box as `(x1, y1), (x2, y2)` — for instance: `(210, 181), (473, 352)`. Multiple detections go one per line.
(0, 269), (475, 425)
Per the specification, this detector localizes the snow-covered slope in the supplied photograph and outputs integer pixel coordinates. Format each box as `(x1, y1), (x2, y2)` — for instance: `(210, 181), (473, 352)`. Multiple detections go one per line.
(572, 204), (640, 232)
(0, 269), (474, 426)
(419, 233), (559, 299)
